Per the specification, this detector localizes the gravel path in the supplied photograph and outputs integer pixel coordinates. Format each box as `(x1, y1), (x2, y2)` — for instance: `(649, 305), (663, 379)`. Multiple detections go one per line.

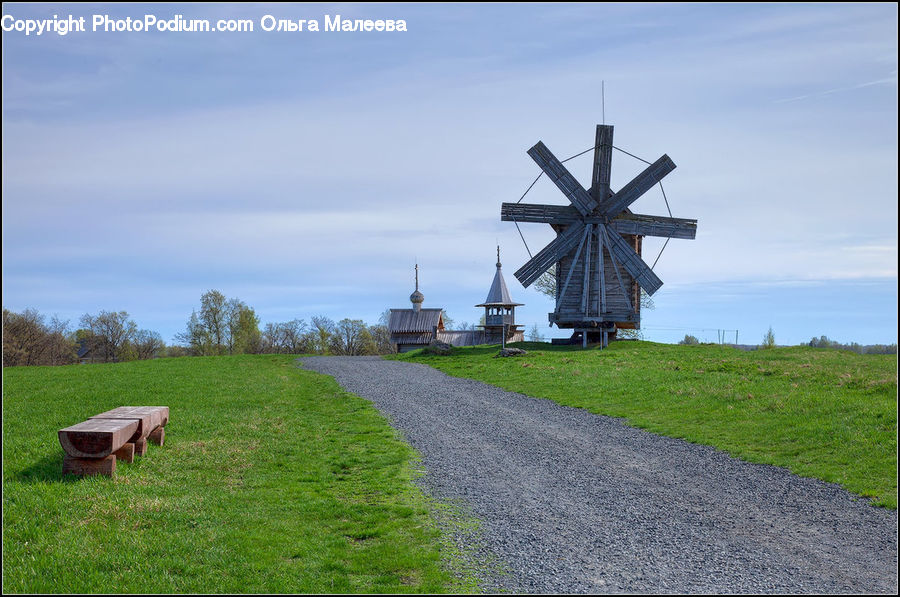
(301, 356), (898, 594)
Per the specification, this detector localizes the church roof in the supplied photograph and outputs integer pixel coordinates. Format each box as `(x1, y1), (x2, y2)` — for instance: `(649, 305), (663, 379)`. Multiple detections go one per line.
(389, 308), (444, 333)
(476, 260), (523, 307)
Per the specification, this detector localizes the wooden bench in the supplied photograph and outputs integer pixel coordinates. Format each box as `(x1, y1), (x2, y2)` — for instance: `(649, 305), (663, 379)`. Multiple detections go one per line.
(58, 406), (169, 477)
(90, 406), (169, 455)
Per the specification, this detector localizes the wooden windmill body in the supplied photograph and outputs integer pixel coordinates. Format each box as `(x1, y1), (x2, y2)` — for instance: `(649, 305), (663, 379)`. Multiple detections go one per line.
(502, 124), (697, 344)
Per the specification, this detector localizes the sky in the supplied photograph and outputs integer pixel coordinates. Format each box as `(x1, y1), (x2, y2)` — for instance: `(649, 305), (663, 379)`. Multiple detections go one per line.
(2, 2), (897, 347)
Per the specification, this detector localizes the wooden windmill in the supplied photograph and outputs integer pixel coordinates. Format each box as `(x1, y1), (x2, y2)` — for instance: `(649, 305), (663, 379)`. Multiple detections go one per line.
(501, 124), (697, 345)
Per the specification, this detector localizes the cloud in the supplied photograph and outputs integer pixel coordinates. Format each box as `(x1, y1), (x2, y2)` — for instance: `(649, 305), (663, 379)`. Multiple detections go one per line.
(2, 3), (896, 345)
(775, 72), (898, 103)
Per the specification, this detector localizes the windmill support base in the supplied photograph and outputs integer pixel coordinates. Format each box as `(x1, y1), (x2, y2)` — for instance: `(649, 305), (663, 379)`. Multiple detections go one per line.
(577, 320), (616, 348)
(566, 324), (614, 349)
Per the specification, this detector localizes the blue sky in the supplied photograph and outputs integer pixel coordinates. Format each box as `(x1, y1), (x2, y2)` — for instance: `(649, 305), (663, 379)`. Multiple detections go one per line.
(2, 3), (897, 346)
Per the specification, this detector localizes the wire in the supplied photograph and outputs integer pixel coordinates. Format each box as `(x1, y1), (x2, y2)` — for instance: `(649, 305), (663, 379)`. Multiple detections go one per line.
(561, 145), (596, 163)
(651, 237), (669, 270)
(515, 172), (544, 204)
(514, 143), (605, 205)
(659, 180), (672, 217)
(612, 145), (651, 165)
(514, 220), (533, 258)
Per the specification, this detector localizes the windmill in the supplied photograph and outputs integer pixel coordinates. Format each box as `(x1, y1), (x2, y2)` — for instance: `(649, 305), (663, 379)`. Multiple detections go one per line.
(501, 124), (697, 346)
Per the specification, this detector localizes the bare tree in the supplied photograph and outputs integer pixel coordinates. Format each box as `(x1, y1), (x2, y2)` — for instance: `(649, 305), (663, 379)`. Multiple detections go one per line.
(261, 322), (281, 353)
(3, 308), (48, 366)
(45, 315), (76, 365)
(175, 310), (208, 356)
(527, 323), (545, 342)
(311, 316), (336, 355)
(132, 329), (165, 360)
(79, 310), (137, 363)
(332, 319), (374, 355)
(368, 324), (396, 354)
(440, 310), (455, 330)
(266, 319), (312, 354)
(2, 308), (75, 366)
(534, 271), (557, 301)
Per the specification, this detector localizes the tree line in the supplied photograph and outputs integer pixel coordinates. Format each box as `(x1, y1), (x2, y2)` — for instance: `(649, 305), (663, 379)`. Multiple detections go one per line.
(3, 289), (398, 367)
(9, 292), (895, 368)
(806, 335), (896, 355)
(2, 307), (164, 366)
(175, 290), (395, 357)
(676, 329), (897, 354)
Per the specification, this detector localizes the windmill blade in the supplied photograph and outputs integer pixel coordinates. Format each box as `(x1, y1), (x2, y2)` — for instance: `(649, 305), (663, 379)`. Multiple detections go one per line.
(557, 225), (591, 309)
(609, 213), (697, 239)
(527, 141), (598, 216)
(602, 226), (663, 295)
(599, 154), (676, 217)
(501, 203), (580, 225)
(514, 222), (587, 288)
(591, 124), (614, 203)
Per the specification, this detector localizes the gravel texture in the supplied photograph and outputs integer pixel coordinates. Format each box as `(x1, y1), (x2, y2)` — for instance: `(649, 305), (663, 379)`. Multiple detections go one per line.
(301, 356), (898, 594)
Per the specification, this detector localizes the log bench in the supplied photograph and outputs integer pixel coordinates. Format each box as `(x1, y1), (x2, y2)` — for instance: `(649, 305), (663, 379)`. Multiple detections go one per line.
(91, 406), (169, 455)
(58, 406), (168, 477)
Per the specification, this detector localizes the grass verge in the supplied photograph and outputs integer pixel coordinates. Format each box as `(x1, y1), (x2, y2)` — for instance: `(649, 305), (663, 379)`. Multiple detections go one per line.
(2, 354), (476, 593)
(391, 341), (897, 508)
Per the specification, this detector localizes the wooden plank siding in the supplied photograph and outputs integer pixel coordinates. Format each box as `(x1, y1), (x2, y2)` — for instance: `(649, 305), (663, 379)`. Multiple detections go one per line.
(553, 226), (638, 326)
(501, 204), (695, 240)
(609, 213), (697, 239)
(501, 203), (579, 225)
(591, 125), (614, 202)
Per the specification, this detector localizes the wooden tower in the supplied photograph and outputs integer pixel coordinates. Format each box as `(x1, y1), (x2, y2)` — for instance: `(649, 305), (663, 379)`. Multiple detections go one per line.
(475, 247), (524, 345)
(502, 124), (697, 344)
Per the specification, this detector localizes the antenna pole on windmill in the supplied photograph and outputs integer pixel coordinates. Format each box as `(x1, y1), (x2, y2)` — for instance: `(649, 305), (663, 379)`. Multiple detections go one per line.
(601, 80), (605, 125)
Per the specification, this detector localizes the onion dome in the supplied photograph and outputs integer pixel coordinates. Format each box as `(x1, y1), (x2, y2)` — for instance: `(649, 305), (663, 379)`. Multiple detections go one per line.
(410, 264), (424, 311)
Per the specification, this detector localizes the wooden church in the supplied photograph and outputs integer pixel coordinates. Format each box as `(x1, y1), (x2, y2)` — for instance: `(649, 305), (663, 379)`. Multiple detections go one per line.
(388, 252), (524, 352)
(387, 264), (446, 353)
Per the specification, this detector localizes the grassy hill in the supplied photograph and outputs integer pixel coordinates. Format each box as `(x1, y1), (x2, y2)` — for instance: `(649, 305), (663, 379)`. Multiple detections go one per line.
(5, 344), (894, 593)
(393, 341), (898, 509)
(2, 355), (473, 593)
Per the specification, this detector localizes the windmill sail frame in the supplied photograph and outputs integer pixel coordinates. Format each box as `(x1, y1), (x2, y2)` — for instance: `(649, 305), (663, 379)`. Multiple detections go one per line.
(501, 124), (698, 338)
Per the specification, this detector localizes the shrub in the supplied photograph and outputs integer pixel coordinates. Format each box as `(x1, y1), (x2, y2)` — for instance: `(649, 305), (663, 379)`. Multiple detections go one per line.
(761, 326), (776, 349)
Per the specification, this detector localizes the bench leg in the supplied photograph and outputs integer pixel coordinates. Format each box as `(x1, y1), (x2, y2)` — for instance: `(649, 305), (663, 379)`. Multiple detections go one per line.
(63, 454), (116, 477)
(148, 426), (165, 447)
(134, 438), (148, 456)
(114, 443), (135, 464)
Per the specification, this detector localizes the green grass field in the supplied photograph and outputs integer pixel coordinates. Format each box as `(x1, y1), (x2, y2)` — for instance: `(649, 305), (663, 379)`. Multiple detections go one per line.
(393, 341), (898, 508)
(2, 355), (474, 594)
